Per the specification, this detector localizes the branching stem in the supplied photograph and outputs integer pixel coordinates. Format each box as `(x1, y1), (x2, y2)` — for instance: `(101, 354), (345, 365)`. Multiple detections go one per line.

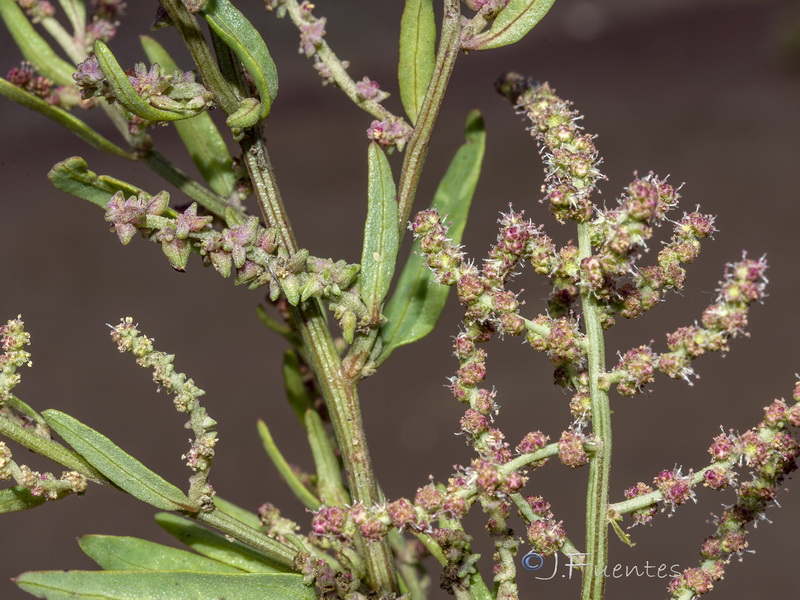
(578, 221), (611, 600)
(396, 0), (462, 236)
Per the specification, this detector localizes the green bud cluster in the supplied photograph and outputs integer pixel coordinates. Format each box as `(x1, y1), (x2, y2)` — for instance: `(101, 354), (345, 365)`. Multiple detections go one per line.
(0, 440), (87, 499)
(0, 317), (30, 406)
(110, 317), (218, 505)
(104, 193), (365, 341)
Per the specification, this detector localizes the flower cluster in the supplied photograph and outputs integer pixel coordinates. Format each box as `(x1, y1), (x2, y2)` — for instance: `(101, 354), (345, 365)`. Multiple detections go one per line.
(296, 1), (326, 57)
(366, 117), (413, 152)
(613, 382), (800, 597)
(103, 192), (366, 341)
(497, 74), (603, 223)
(6, 61), (84, 113)
(110, 317), (218, 506)
(16, 0), (54, 22)
(607, 254), (768, 395)
(73, 56), (213, 122)
(0, 317), (30, 406)
(667, 392), (800, 598)
(0, 440), (87, 499)
(85, 0), (127, 46)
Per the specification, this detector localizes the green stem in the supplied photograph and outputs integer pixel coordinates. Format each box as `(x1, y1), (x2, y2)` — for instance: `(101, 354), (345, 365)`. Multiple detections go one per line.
(40, 16), (84, 65)
(577, 222), (611, 600)
(157, 0), (239, 114)
(387, 529), (426, 599)
(609, 465), (715, 516)
(280, 0), (401, 123)
(196, 507), (297, 569)
(291, 300), (398, 594)
(0, 415), (107, 483)
(396, 0), (462, 236)
(141, 150), (229, 218)
(156, 2), (398, 592)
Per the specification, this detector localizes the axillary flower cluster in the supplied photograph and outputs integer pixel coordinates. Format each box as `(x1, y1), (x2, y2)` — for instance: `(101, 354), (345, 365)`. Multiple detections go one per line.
(305, 75), (796, 599)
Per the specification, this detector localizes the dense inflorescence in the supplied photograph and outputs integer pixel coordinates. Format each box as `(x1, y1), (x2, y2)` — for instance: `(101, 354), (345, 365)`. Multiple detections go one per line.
(103, 192), (368, 342)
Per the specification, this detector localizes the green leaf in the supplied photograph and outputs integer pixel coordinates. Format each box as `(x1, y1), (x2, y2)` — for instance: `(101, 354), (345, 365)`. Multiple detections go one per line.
(43, 410), (199, 512)
(470, 0), (557, 50)
(0, 79), (130, 158)
(5, 393), (49, 434)
(379, 110), (485, 363)
(140, 35), (236, 198)
(257, 420), (320, 510)
(0, 486), (47, 514)
(15, 570), (314, 600)
(155, 512), (290, 574)
(78, 535), (243, 573)
(200, 0), (279, 122)
(283, 350), (313, 423)
(48, 157), (146, 209)
(398, 0), (436, 124)
(360, 143), (399, 324)
(94, 40), (204, 123)
(0, 0), (76, 87)
(212, 496), (262, 530)
(305, 410), (349, 507)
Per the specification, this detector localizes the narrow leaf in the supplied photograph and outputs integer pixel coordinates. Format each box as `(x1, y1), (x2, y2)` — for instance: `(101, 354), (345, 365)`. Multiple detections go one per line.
(48, 157), (146, 209)
(0, 79), (130, 158)
(257, 420), (320, 510)
(94, 40), (201, 122)
(0, 0), (76, 86)
(360, 143), (399, 324)
(305, 409), (349, 507)
(140, 35), (236, 198)
(15, 570), (314, 600)
(43, 410), (199, 512)
(0, 486), (47, 514)
(200, 0), (279, 121)
(212, 496), (262, 530)
(155, 512), (289, 574)
(78, 535), (243, 573)
(471, 0), (557, 50)
(5, 393), (49, 434)
(379, 110), (485, 362)
(283, 350), (313, 423)
(398, 0), (436, 124)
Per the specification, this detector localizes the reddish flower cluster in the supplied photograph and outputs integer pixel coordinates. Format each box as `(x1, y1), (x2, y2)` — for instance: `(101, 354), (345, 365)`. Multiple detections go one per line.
(498, 75), (602, 223)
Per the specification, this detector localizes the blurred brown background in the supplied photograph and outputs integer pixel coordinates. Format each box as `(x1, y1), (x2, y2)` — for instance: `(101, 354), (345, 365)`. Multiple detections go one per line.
(2, 0), (800, 598)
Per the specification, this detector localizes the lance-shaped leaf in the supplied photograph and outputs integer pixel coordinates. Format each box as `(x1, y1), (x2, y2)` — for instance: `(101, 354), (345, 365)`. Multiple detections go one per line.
(140, 35), (236, 198)
(305, 409), (349, 507)
(257, 419), (320, 510)
(199, 0), (279, 122)
(78, 535), (244, 573)
(0, 0), (76, 86)
(467, 0), (557, 50)
(283, 350), (313, 423)
(379, 110), (485, 363)
(398, 0), (435, 124)
(15, 571), (314, 600)
(360, 143), (399, 325)
(48, 157), (149, 210)
(43, 410), (200, 513)
(94, 40), (205, 123)
(0, 79), (131, 158)
(0, 487), (47, 514)
(155, 512), (290, 574)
